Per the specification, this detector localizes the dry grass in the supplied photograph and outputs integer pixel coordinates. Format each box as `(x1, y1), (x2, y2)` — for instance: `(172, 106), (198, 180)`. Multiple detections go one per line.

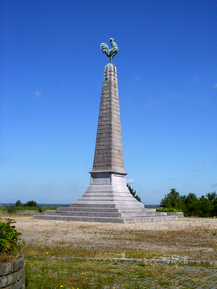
(6, 214), (217, 261)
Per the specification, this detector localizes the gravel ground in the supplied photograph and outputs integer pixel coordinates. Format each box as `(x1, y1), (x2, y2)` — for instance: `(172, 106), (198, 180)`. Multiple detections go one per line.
(4, 215), (217, 288)
(9, 215), (217, 260)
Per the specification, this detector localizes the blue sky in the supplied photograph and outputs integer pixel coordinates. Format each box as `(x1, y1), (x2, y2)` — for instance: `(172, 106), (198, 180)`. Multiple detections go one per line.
(1, 0), (217, 205)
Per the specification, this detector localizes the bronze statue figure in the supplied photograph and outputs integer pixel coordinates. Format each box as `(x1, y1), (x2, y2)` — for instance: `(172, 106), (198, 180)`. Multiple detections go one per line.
(100, 38), (119, 64)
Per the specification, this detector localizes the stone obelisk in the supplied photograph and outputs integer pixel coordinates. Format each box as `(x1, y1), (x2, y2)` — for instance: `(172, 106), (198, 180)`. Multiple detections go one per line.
(91, 63), (126, 176)
(73, 63), (145, 212)
(33, 38), (177, 223)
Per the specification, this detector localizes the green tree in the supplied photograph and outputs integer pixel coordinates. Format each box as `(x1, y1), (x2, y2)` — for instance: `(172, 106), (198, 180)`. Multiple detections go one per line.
(206, 191), (217, 202)
(182, 193), (199, 216)
(24, 200), (38, 207)
(206, 191), (217, 216)
(127, 184), (142, 202)
(198, 195), (213, 217)
(212, 196), (217, 217)
(160, 189), (217, 217)
(15, 200), (22, 207)
(160, 188), (183, 209)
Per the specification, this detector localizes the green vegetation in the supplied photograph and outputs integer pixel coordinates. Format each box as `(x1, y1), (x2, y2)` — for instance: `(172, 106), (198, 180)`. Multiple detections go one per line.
(0, 218), (22, 262)
(156, 207), (183, 212)
(9, 206), (39, 211)
(23, 238), (217, 288)
(127, 184), (142, 202)
(38, 206), (57, 213)
(0, 204), (7, 211)
(24, 254), (216, 289)
(25, 200), (38, 207)
(15, 200), (22, 207)
(160, 189), (217, 217)
(8, 200), (39, 212)
(41, 206), (57, 210)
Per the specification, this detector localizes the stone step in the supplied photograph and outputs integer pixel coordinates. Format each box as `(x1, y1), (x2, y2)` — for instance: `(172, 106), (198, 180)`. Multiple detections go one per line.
(45, 210), (123, 217)
(155, 212), (167, 216)
(143, 209), (156, 213)
(122, 211), (165, 218)
(33, 214), (125, 223)
(125, 215), (178, 223)
(57, 207), (120, 212)
(57, 206), (156, 214)
(82, 191), (132, 199)
(70, 203), (118, 208)
(71, 201), (144, 207)
(45, 210), (160, 218)
(33, 214), (177, 223)
(85, 186), (131, 193)
(73, 197), (140, 202)
(70, 203), (144, 210)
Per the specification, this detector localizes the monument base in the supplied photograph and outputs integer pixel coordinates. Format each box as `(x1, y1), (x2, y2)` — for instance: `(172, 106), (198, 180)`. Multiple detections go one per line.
(33, 173), (177, 223)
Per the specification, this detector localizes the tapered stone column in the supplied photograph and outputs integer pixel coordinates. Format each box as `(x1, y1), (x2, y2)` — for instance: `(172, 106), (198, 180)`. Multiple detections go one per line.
(91, 64), (125, 175)
(33, 63), (177, 223)
(69, 64), (145, 212)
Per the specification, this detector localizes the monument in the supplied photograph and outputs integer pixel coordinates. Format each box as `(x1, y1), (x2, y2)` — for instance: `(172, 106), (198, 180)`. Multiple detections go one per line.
(34, 38), (177, 223)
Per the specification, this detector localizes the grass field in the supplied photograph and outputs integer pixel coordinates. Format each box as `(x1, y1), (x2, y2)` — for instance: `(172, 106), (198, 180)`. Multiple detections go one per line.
(24, 254), (217, 288)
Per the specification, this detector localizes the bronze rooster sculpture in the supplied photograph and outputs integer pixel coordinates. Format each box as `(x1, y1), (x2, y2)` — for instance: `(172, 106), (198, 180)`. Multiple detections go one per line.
(100, 38), (119, 64)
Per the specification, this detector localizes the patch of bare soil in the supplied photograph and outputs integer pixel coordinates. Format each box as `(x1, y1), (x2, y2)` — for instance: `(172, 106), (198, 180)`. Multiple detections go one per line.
(11, 215), (217, 261)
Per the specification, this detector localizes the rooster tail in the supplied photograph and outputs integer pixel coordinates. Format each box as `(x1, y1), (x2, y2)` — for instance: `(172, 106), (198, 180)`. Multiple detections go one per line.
(100, 43), (110, 57)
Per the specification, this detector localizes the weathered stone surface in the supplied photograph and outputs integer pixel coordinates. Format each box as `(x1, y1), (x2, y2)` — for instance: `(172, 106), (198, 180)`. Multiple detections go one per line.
(33, 64), (177, 223)
(167, 212), (184, 218)
(90, 64), (126, 175)
(0, 256), (24, 289)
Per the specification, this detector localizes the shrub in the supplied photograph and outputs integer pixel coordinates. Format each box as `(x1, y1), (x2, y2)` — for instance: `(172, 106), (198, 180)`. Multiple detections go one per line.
(156, 208), (183, 212)
(8, 205), (39, 212)
(14, 206), (38, 211)
(0, 218), (22, 259)
(41, 206), (57, 210)
(8, 205), (16, 213)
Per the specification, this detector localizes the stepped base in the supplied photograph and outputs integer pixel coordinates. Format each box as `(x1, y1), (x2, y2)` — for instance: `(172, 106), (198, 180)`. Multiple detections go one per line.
(33, 174), (178, 223)
(34, 201), (177, 224)
(33, 213), (177, 223)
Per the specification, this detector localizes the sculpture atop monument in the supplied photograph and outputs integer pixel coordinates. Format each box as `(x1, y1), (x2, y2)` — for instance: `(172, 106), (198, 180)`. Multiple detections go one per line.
(33, 40), (178, 223)
(100, 38), (119, 64)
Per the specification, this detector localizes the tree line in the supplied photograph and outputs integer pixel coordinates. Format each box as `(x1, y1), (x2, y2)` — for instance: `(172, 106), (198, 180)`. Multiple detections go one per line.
(160, 188), (217, 217)
(8, 200), (39, 212)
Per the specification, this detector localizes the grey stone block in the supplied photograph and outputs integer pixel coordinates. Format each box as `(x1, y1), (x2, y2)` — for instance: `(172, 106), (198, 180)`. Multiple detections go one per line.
(0, 256), (24, 289)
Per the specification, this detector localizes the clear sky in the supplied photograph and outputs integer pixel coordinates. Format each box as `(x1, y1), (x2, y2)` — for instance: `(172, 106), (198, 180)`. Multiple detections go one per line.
(1, 0), (217, 205)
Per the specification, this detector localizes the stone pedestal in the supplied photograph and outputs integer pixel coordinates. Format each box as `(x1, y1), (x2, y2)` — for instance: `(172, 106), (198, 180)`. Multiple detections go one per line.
(34, 64), (177, 223)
